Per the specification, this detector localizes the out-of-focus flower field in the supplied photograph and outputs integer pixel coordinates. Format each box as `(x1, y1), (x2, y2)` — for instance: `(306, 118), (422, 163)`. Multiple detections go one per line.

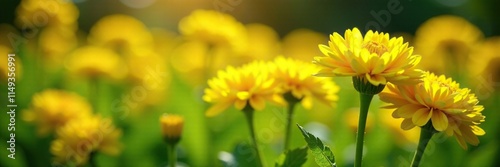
(0, 0), (499, 167)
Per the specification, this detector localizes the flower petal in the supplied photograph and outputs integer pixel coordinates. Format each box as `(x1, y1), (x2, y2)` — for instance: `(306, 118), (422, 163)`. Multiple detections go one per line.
(431, 111), (448, 131)
(206, 102), (232, 117)
(412, 107), (432, 126)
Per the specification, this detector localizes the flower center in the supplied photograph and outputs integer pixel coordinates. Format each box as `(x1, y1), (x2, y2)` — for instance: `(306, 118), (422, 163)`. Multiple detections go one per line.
(363, 41), (388, 56)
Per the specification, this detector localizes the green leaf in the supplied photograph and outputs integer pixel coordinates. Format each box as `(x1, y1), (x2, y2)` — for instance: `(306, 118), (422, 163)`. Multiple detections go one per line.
(297, 124), (336, 167)
(275, 146), (308, 167)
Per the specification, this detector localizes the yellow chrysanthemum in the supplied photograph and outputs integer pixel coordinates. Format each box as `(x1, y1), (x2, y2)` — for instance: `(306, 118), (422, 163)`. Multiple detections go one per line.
(15, 0), (79, 31)
(203, 61), (283, 117)
(88, 14), (154, 55)
(178, 10), (247, 53)
(160, 114), (184, 143)
(282, 29), (327, 62)
(379, 72), (485, 149)
(414, 15), (483, 75)
(66, 46), (127, 79)
(270, 56), (339, 109)
(51, 115), (121, 166)
(23, 90), (92, 136)
(313, 27), (422, 86)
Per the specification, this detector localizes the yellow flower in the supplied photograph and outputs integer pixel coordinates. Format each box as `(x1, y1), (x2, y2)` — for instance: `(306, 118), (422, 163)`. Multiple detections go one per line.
(51, 115), (121, 166)
(88, 14), (154, 55)
(0, 45), (23, 82)
(270, 56), (339, 109)
(39, 26), (78, 66)
(414, 15), (483, 75)
(468, 37), (500, 83)
(126, 52), (171, 108)
(23, 90), (92, 136)
(379, 72), (485, 149)
(178, 10), (247, 53)
(238, 23), (280, 62)
(313, 27), (422, 86)
(160, 114), (184, 143)
(203, 61), (283, 117)
(15, 0), (79, 31)
(379, 108), (420, 146)
(282, 29), (327, 62)
(66, 46), (127, 79)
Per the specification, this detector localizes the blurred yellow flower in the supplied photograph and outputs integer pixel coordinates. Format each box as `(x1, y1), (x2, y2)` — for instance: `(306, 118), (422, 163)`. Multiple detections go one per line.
(66, 46), (127, 79)
(203, 61), (283, 117)
(126, 52), (171, 108)
(151, 28), (180, 57)
(314, 27), (422, 86)
(414, 15), (483, 75)
(88, 14), (154, 55)
(39, 26), (78, 66)
(178, 10), (247, 53)
(379, 108), (420, 146)
(379, 72), (485, 149)
(270, 56), (339, 109)
(23, 90), (92, 136)
(15, 0), (79, 31)
(51, 115), (121, 166)
(468, 37), (500, 82)
(282, 29), (327, 62)
(238, 23), (280, 62)
(160, 114), (184, 143)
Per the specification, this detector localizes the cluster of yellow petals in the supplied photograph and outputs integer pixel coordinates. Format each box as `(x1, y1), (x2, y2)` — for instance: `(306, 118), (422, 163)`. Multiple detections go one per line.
(203, 57), (341, 117)
(314, 28), (422, 86)
(203, 61), (282, 116)
(269, 56), (339, 109)
(51, 115), (122, 166)
(379, 72), (485, 149)
(23, 90), (92, 136)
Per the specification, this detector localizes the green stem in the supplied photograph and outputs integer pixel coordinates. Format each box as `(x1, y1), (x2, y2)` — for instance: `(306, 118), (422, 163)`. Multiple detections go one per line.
(168, 144), (177, 167)
(354, 93), (374, 167)
(410, 122), (435, 167)
(284, 103), (297, 151)
(89, 151), (97, 167)
(243, 109), (264, 167)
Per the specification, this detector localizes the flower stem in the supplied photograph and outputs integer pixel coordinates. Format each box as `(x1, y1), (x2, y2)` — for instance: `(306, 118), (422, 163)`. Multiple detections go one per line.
(284, 102), (297, 151)
(89, 151), (97, 167)
(168, 144), (177, 167)
(410, 122), (436, 167)
(354, 93), (374, 167)
(243, 109), (264, 167)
